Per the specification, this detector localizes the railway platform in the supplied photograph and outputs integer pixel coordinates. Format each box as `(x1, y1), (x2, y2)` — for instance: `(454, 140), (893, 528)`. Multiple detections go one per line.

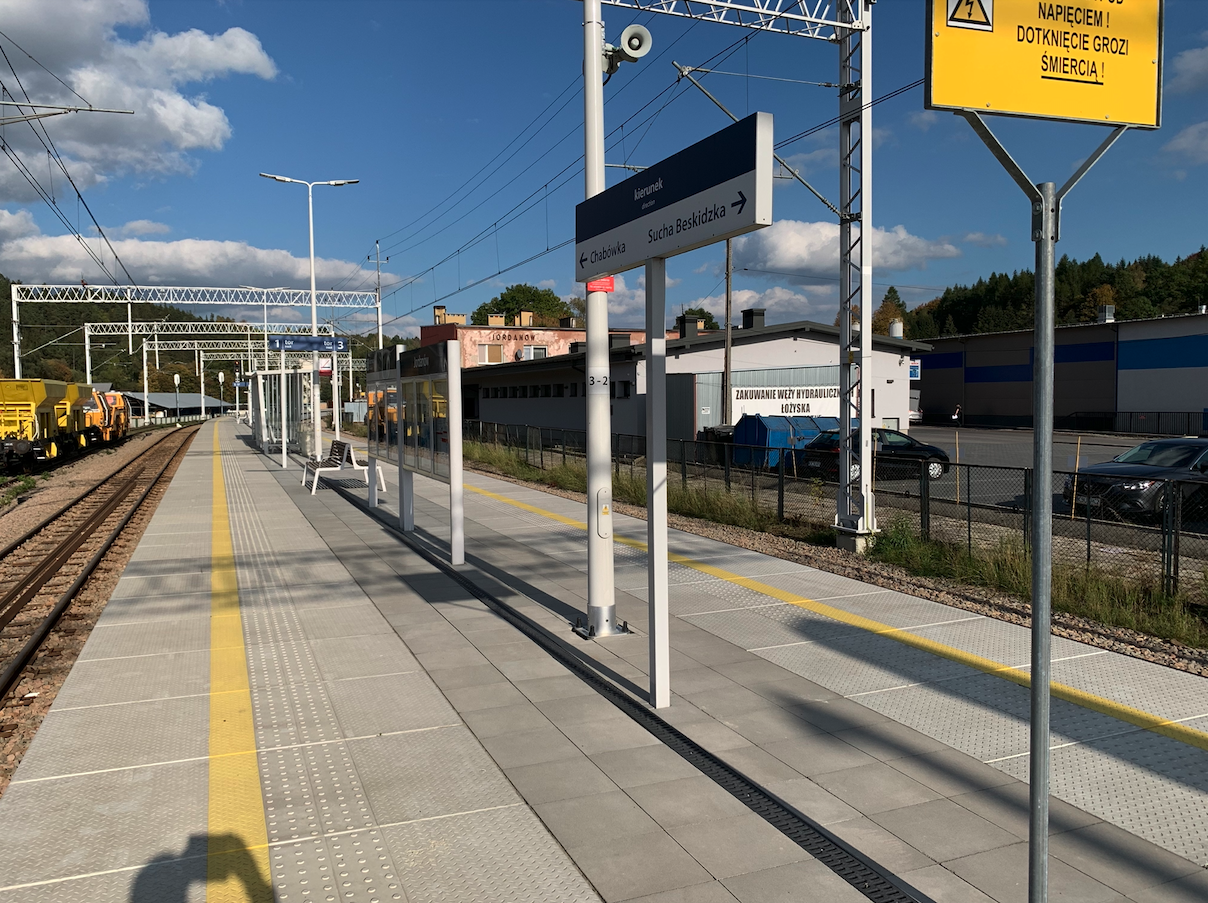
(0, 418), (1206, 902)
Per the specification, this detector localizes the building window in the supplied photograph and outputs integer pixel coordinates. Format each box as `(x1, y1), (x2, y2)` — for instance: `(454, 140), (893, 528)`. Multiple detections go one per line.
(481, 388), (489, 399)
(479, 344), (503, 364)
(619, 380), (631, 398)
(508, 386), (518, 398)
(570, 382), (578, 397)
(530, 385), (540, 398)
(554, 384), (564, 398)
(491, 387), (501, 398)
(523, 345), (548, 360)
(540, 385), (552, 398)
(519, 386), (528, 398)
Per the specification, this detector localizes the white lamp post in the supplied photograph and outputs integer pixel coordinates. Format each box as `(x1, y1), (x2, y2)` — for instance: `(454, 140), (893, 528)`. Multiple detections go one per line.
(259, 172), (359, 461)
(173, 372), (180, 422)
(218, 371), (225, 417)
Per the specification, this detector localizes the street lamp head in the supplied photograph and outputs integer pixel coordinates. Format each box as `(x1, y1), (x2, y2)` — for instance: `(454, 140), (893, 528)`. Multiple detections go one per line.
(326, 179), (359, 187)
(259, 172), (294, 183)
(173, 373), (180, 386)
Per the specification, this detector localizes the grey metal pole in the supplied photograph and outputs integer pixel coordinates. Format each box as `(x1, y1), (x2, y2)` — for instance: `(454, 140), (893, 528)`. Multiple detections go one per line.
(1029, 180), (1057, 903)
(10, 286), (21, 379)
(308, 181), (322, 463)
(723, 239), (733, 425)
(583, 0), (619, 637)
(142, 341), (149, 424)
(280, 348), (287, 469)
(84, 324), (93, 383)
(200, 350), (206, 421)
(376, 239), (384, 350)
(856, 2), (875, 536)
(645, 258), (670, 707)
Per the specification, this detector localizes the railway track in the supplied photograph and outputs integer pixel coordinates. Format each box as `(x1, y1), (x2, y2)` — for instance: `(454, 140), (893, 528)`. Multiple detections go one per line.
(0, 426), (200, 705)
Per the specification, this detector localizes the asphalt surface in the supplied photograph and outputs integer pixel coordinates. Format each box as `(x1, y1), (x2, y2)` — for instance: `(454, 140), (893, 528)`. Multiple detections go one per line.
(908, 426), (1146, 471)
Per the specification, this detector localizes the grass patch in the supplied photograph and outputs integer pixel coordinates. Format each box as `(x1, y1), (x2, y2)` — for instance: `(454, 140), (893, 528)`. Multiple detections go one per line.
(870, 519), (1208, 648)
(464, 441), (835, 544)
(341, 422), (368, 439)
(1, 476), (36, 506)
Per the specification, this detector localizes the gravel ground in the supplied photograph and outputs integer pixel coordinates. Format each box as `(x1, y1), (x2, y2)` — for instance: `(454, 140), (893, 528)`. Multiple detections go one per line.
(0, 427), (197, 797)
(468, 464), (1208, 679)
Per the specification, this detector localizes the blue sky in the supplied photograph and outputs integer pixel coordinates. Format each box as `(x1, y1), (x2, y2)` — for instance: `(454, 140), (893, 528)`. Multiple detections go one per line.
(0, 0), (1205, 337)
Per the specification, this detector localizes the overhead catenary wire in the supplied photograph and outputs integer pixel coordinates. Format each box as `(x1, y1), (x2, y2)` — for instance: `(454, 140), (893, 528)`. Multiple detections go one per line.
(377, 30), (754, 319)
(0, 36), (136, 285)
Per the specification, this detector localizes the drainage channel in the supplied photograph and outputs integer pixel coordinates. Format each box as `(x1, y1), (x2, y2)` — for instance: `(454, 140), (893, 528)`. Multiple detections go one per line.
(331, 484), (934, 903)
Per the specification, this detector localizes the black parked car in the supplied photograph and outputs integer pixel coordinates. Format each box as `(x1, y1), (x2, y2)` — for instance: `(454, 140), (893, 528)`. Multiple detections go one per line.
(1062, 437), (1208, 521)
(799, 428), (950, 482)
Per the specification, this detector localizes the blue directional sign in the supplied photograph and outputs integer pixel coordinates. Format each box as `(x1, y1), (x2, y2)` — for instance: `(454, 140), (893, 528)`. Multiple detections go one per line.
(575, 112), (772, 282)
(268, 335), (348, 352)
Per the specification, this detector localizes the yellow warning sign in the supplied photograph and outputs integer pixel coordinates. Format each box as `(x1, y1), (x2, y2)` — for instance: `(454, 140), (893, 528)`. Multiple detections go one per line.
(948, 0), (992, 31)
(926, 0), (1163, 129)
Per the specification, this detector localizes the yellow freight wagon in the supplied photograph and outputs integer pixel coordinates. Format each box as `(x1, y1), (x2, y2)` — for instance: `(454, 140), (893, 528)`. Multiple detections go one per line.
(0, 379), (97, 465)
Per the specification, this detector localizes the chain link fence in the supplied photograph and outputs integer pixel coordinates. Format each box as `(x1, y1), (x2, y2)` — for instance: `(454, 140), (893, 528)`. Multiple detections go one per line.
(464, 420), (1208, 605)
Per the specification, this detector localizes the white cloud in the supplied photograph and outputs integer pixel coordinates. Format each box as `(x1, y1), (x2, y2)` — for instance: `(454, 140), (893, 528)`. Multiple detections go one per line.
(678, 285), (816, 324)
(1163, 121), (1208, 165)
(0, 0), (277, 201)
(114, 219), (171, 237)
(1167, 41), (1208, 94)
(0, 208), (39, 242)
(536, 279), (557, 290)
(779, 147), (836, 177)
(907, 110), (939, 132)
(961, 231), (1007, 248)
(0, 218), (382, 293)
(732, 219), (961, 283)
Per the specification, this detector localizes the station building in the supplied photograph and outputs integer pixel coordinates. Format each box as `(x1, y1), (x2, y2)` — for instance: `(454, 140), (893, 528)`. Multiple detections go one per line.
(916, 307), (1208, 432)
(442, 307), (928, 440)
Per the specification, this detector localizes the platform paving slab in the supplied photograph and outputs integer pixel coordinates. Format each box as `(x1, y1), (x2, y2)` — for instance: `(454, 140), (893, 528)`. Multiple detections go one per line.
(4, 422), (1193, 902)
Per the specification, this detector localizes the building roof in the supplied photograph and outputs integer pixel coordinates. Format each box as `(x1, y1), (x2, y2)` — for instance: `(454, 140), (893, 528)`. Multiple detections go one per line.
(458, 318), (930, 378)
(124, 392), (233, 409)
(926, 309), (1208, 343)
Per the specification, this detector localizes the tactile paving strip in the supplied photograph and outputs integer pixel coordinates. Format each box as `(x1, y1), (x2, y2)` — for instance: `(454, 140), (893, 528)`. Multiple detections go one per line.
(996, 732), (1208, 864)
(221, 449), (408, 903)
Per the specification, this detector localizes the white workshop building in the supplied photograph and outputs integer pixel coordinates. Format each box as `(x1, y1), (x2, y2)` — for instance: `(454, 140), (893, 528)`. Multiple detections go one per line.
(462, 309), (930, 440)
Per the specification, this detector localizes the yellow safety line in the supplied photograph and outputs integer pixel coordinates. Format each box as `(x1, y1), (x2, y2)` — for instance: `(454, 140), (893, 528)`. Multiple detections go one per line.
(466, 483), (1208, 752)
(208, 428), (272, 902)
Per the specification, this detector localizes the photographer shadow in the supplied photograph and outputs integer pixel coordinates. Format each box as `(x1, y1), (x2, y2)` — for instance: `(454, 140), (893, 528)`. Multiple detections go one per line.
(130, 834), (272, 903)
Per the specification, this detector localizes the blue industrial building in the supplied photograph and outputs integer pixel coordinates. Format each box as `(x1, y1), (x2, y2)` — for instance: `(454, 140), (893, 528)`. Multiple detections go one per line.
(916, 310), (1208, 432)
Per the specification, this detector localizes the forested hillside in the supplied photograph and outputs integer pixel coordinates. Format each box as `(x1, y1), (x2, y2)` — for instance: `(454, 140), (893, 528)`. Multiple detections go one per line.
(899, 249), (1208, 339)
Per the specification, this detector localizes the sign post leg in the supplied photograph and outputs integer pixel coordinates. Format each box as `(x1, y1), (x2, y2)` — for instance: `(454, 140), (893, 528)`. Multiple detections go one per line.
(448, 340), (465, 566)
(368, 457), (378, 509)
(400, 468), (414, 533)
(1029, 181), (1057, 903)
(645, 258), (670, 708)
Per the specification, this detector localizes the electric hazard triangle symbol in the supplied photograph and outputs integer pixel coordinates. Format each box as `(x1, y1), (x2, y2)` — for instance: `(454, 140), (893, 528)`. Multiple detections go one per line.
(947, 0), (993, 31)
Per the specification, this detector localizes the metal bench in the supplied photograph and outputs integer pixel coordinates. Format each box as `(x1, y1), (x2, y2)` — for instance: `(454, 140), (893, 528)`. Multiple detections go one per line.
(302, 439), (387, 495)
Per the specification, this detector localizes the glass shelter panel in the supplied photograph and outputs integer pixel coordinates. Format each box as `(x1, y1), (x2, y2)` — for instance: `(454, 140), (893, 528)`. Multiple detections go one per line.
(433, 378), (450, 479)
(403, 381), (419, 471)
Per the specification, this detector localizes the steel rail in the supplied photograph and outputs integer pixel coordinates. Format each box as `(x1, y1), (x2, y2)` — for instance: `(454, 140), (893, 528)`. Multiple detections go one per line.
(0, 428), (199, 702)
(0, 427), (184, 562)
(0, 469), (143, 631)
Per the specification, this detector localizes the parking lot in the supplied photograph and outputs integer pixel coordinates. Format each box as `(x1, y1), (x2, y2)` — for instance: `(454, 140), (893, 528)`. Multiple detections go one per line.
(908, 425), (1146, 470)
